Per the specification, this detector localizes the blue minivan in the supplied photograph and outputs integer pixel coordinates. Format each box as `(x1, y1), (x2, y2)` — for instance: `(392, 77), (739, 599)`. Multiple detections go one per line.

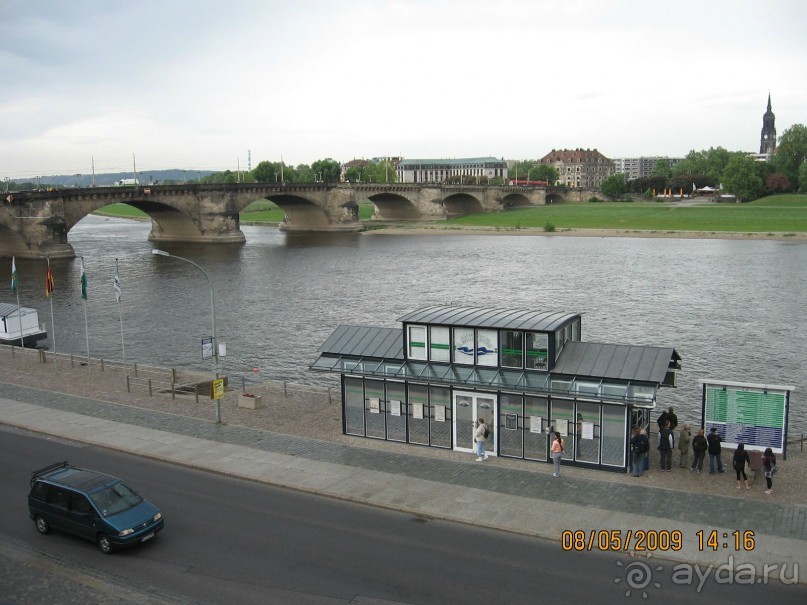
(28, 461), (164, 554)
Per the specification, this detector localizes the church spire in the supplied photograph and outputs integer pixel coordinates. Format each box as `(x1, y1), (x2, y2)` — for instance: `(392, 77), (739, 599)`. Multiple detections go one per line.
(760, 93), (776, 155)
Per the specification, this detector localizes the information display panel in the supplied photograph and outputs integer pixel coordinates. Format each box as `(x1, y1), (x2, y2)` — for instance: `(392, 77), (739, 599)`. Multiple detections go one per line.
(701, 380), (794, 456)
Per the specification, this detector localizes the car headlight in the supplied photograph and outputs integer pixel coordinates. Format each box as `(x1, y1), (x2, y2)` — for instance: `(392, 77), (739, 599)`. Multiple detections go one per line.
(119, 528), (134, 537)
(153, 513), (162, 522)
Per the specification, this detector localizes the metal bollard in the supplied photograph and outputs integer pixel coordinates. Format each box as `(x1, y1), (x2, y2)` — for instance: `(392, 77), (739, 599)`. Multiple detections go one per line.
(283, 381), (288, 397)
(148, 379), (152, 397)
(134, 362), (139, 377)
(171, 368), (176, 383)
(126, 375), (131, 393)
(327, 386), (332, 405)
(171, 383), (176, 400)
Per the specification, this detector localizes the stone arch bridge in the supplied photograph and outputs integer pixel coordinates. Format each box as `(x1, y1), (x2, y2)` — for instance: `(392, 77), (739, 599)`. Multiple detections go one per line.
(1, 182), (597, 258)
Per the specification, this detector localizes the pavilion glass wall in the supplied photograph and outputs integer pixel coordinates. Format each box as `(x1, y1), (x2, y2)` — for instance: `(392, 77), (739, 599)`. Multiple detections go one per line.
(386, 381), (407, 442)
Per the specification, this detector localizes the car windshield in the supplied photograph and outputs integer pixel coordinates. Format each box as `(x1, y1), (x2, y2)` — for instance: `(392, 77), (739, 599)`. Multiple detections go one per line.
(89, 481), (143, 517)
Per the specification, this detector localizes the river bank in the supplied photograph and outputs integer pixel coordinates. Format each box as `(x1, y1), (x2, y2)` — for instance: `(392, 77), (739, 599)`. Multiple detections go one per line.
(362, 224), (807, 240)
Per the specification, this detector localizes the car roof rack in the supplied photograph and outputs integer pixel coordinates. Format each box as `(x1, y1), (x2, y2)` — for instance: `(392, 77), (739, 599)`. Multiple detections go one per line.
(30, 461), (70, 486)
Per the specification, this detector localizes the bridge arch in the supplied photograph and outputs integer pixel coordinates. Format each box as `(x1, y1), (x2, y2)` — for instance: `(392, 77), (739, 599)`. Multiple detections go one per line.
(364, 192), (419, 220)
(443, 193), (485, 218)
(263, 193), (334, 228)
(500, 193), (532, 209)
(545, 192), (565, 205)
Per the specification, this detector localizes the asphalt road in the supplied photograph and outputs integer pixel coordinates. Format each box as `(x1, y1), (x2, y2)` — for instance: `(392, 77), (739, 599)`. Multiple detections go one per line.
(2, 426), (805, 605)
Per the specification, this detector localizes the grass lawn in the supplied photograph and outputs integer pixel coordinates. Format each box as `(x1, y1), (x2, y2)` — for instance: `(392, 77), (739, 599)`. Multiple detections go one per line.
(92, 195), (807, 233)
(449, 196), (807, 233)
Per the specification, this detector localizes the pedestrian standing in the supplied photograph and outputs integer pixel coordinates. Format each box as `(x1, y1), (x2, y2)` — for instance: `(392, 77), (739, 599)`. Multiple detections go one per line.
(762, 447), (777, 495)
(630, 425), (649, 477)
(691, 429), (707, 473)
(707, 427), (725, 473)
(678, 424), (692, 468)
(658, 421), (674, 471)
(474, 418), (488, 462)
(666, 406), (678, 432)
(732, 443), (751, 490)
(551, 431), (565, 477)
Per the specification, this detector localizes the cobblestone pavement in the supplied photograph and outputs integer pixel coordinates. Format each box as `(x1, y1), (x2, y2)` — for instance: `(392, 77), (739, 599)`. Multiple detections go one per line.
(2, 348), (804, 506)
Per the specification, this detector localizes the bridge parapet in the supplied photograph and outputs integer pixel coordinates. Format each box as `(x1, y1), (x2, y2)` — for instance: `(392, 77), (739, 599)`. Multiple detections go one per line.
(1, 183), (597, 258)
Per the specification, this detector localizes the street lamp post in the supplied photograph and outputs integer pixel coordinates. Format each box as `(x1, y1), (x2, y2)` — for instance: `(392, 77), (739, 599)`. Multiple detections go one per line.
(151, 249), (222, 422)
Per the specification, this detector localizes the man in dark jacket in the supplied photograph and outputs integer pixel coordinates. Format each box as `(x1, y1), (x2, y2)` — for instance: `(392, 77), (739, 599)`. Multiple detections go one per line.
(707, 427), (725, 473)
(658, 421), (674, 471)
(630, 426), (650, 477)
(690, 429), (708, 472)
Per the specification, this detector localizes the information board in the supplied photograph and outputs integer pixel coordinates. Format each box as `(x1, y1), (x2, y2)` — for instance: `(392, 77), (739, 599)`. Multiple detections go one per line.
(701, 380), (793, 456)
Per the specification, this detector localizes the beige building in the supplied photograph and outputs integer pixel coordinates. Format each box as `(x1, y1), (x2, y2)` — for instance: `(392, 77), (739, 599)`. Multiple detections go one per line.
(539, 149), (614, 188)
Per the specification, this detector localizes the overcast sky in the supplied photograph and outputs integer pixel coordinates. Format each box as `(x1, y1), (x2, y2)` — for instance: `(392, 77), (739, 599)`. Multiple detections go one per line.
(1, 0), (804, 179)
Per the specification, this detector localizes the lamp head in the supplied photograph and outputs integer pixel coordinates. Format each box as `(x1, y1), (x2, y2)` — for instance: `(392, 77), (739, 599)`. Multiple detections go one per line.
(151, 249), (169, 257)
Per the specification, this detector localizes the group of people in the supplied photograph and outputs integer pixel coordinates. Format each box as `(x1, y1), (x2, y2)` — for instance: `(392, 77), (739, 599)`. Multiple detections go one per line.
(630, 406), (778, 494)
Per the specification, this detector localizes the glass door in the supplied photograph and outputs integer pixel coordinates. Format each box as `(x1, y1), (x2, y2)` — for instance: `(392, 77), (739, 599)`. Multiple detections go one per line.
(453, 391), (497, 456)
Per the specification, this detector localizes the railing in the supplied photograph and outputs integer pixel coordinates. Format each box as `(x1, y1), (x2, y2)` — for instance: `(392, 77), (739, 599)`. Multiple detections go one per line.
(3, 344), (339, 407)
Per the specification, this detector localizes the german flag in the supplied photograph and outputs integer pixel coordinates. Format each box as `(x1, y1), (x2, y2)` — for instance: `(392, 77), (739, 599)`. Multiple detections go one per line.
(45, 261), (55, 297)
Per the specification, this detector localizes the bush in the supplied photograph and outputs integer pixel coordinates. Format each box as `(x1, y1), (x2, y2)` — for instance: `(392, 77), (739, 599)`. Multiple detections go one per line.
(544, 222), (556, 232)
(588, 197), (603, 203)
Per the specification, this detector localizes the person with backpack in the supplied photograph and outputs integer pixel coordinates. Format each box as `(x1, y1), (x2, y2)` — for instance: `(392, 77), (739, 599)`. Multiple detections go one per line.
(762, 447), (777, 495)
(474, 418), (489, 462)
(658, 420), (674, 471)
(707, 427), (725, 474)
(690, 428), (708, 473)
(630, 425), (650, 477)
(732, 443), (751, 490)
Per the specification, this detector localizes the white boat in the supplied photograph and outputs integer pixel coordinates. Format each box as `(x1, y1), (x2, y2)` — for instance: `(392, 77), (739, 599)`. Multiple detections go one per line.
(0, 303), (48, 347)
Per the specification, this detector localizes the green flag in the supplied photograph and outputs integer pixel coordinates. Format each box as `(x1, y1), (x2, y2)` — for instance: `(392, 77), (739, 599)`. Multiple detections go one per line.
(11, 256), (17, 294)
(80, 257), (87, 300)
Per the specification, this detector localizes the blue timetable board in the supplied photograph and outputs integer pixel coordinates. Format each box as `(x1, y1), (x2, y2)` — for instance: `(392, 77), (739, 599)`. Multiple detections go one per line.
(700, 380), (794, 457)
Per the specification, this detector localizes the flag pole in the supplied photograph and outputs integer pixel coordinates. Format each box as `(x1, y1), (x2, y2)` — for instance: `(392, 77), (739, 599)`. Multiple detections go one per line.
(80, 256), (91, 377)
(114, 258), (126, 382)
(46, 257), (58, 373)
(13, 258), (24, 351)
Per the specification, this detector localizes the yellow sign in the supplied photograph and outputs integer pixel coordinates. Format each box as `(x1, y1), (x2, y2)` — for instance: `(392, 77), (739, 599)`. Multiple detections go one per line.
(211, 378), (225, 400)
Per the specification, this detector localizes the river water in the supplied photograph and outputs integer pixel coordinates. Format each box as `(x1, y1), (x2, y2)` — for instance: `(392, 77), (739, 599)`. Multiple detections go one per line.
(8, 215), (807, 434)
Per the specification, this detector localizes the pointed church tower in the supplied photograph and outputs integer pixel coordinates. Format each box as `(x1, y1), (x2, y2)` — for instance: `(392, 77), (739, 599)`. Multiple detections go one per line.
(760, 93), (776, 155)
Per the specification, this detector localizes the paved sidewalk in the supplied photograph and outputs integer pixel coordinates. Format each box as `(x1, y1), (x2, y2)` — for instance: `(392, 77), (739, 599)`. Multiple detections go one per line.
(1, 381), (805, 576)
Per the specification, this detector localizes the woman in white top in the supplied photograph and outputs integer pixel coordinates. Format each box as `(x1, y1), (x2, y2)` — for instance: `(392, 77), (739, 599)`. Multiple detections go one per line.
(474, 418), (488, 461)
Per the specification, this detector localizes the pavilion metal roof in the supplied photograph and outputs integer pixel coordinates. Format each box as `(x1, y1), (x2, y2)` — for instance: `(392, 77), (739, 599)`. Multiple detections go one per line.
(317, 325), (404, 360)
(398, 305), (578, 332)
(552, 341), (680, 384)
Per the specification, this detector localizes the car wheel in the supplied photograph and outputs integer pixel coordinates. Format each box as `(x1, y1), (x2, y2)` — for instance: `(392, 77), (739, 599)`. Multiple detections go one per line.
(34, 516), (51, 535)
(97, 534), (114, 554)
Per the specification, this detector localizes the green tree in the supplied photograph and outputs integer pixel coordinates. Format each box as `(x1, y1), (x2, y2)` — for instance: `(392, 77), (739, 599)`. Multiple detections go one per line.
(773, 124), (807, 188)
(651, 158), (672, 179)
(311, 158), (341, 183)
(799, 161), (807, 193)
(294, 164), (314, 182)
(601, 173), (627, 198)
(672, 147), (734, 181)
(722, 155), (764, 202)
(252, 161), (282, 183)
(364, 159), (397, 183)
(530, 164), (559, 185)
(509, 160), (536, 181)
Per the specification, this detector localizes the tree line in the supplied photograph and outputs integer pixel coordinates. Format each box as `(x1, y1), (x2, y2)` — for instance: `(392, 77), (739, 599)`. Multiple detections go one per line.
(601, 124), (807, 201)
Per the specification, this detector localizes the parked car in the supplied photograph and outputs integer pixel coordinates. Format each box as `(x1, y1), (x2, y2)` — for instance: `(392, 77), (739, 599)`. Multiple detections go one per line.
(28, 461), (164, 554)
